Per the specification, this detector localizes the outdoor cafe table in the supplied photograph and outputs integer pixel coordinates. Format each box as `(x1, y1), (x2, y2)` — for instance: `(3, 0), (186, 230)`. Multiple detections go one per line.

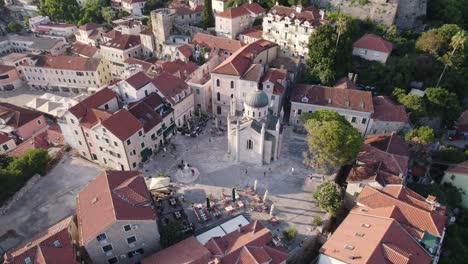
(225, 205), (234, 212)
(237, 201), (244, 208)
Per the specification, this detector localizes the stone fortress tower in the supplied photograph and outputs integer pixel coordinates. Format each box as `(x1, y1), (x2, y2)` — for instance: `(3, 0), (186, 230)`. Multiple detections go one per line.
(227, 89), (282, 165)
(150, 8), (177, 45)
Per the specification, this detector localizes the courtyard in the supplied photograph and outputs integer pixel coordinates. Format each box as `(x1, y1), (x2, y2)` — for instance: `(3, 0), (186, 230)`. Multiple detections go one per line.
(142, 120), (328, 250)
(0, 156), (101, 252)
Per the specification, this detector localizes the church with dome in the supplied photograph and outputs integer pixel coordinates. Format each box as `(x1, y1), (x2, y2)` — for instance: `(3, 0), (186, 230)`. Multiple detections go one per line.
(227, 89), (282, 165)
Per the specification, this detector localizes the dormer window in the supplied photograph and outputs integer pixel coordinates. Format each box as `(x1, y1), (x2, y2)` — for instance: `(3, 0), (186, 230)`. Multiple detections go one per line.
(344, 244), (355, 250)
(301, 97), (308, 103)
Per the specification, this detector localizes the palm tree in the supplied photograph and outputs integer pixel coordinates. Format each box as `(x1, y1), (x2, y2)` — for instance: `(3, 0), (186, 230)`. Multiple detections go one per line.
(436, 31), (466, 87)
(335, 16), (347, 48)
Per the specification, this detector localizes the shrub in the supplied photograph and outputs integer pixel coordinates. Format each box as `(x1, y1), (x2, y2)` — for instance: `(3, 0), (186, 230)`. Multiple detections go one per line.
(283, 225), (298, 242)
(312, 215), (323, 226)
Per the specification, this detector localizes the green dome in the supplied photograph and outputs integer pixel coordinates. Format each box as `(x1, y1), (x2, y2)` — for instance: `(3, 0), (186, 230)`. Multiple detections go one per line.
(245, 90), (269, 108)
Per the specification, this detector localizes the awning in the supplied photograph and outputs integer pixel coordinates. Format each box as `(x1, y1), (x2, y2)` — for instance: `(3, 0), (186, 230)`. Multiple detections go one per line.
(140, 148), (152, 161)
(163, 124), (175, 138)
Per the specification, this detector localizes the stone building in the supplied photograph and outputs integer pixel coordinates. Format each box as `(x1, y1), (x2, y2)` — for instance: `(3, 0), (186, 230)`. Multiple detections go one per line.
(314, 0), (427, 29)
(151, 8), (177, 45)
(227, 89), (282, 165)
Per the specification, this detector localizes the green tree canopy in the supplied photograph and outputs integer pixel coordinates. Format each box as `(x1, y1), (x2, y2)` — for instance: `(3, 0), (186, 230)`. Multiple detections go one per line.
(303, 110), (362, 170)
(39, 0), (80, 23)
(392, 88), (426, 115)
(425, 87), (462, 124)
(77, 0), (107, 25)
(404, 126), (434, 144)
(201, 0), (215, 29)
(7, 22), (23, 33)
(101, 6), (117, 24)
(416, 29), (444, 55)
(313, 181), (343, 216)
(144, 0), (166, 14)
(307, 24), (337, 85)
(299, 109), (350, 125)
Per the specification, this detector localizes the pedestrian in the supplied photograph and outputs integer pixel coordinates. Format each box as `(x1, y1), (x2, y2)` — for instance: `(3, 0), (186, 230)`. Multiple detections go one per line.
(291, 167), (295, 175)
(264, 171), (266, 177)
(245, 169), (248, 175)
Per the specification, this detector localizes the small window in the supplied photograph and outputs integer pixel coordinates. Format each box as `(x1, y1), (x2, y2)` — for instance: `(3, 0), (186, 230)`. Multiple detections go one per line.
(247, 139), (253, 150)
(351, 117), (357, 123)
(361, 223), (371, 228)
(105, 138), (110, 144)
(78, 140), (82, 145)
(217, 92), (220, 101)
(138, 130), (143, 136)
(123, 225), (131, 232)
(89, 142), (93, 147)
(85, 132), (89, 137)
(37, 119), (42, 125)
(53, 240), (62, 247)
(103, 128), (107, 133)
(132, 162), (137, 168)
(355, 232), (365, 237)
(230, 81), (234, 88)
(216, 79), (220, 87)
(297, 109), (302, 115)
(114, 141), (118, 147)
(344, 244), (355, 250)
(361, 118), (367, 124)
(95, 135), (100, 140)
(108, 257), (118, 264)
(96, 233), (107, 241)
(2, 144), (8, 151)
(70, 118), (75, 124)
(127, 236), (137, 244)
(127, 139), (131, 145)
(141, 142), (145, 148)
(24, 257), (32, 264)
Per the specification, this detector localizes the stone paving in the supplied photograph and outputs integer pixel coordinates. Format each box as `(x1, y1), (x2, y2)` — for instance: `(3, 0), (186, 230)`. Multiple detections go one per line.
(142, 121), (328, 250)
(0, 155), (101, 251)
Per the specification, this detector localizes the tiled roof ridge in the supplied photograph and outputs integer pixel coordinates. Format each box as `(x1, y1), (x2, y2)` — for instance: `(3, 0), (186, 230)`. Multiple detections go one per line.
(358, 187), (444, 236)
(381, 242), (411, 263)
(365, 142), (408, 161)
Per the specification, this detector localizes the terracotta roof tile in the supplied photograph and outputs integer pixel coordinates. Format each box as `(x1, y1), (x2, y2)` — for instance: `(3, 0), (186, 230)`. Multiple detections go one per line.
(159, 59), (198, 80)
(242, 3), (266, 14)
(28, 55), (102, 71)
(102, 34), (140, 50)
(355, 186), (446, 237)
(71, 42), (99, 58)
(76, 171), (155, 245)
(79, 108), (112, 128)
(177, 44), (193, 58)
(353, 34), (393, 53)
(101, 109), (143, 141)
(5, 216), (78, 264)
(446, 160), (468, 174)
(68, 88), (117, 119)
(128, 100), (163, 132)
(0, 133), (13, 144)
(142, 237), (211, 264)
(364, 132), (409, 157)
(0, 64), (16, 74)
(0, 102), (43, 128)
(125, 72), (153, 90)
(291, 84), (374, 113)
(319, 213), (432, 264)
(372, 96), (408, 123)
(334, 77), (357, 89)
(239, 27), (263, 40)
(152, 72), (188, 104)
(216, 5), (250, 18)
(268, 5), (325, 26)
(79, 22), (102, 31)
(192, 33), (245, 53)
(262, 68), (287, 95)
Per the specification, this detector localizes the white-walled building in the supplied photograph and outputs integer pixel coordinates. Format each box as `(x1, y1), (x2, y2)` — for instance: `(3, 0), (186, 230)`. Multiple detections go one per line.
(352, 34), (393, 64)
(111, 71), (156, 103)
(21, 55), (111, 93)
(100, 34), (143, 76)
(0, 35), (67, 56)
(210, 39), (279, 116)
(290, 84), (374, 135)
(227, 89), (282, 165)
(75, 22), (104, 46)
(262, 4), (327, 58)
(215, 2), (265, 39)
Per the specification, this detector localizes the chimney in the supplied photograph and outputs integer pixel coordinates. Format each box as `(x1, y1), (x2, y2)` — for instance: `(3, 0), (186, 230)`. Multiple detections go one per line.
(249, 0), (252, 4)
(348, 72), (354, 81)
(123, 104), (129, 110)
(295, 5), (303, 13)
(319, 10), (325, 20)
(238, 224), (243, 232)
(353, 73), (358, 84)
(280, 64), (284, 69)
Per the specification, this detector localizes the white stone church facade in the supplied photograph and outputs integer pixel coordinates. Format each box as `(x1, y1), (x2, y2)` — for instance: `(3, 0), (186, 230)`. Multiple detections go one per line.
(227, 89), (282, 165)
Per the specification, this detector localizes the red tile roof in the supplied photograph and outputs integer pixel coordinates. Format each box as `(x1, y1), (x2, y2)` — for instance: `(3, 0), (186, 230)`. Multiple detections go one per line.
(177, 44), (193, 58)
(152, 72), (189, 104)
(101, 109), (143, 141)
(291, 84), (374, 113)
(79, 22), (102, 31)
(124, 57), (155, 73)
(0, 102), (44, 129)
(239, 27), (263, 40)
(103, 29), (121, 40)
(0, 64), (16, 74)
(446, 160), (468, 174)
(76, 171), (156, 246)
(125, 71), (153, 90)
(0, 133), (13, 145)
(142, 237), (211, 264)
(319, 213), (432, 264)
(357, 133), (409, 179)
(8, 127), (65, 157)
(79, 108), (112, 128)
(241, 63), (263, 82)
(4, 216), (79, 264)
(372, 96), (408, 123)
(203, 221), (288, 264)
(102, 34), (140, 50)
(243, 3), (266, 14)
(28, 55), (102, 71)
(169, 0), (203, 16)
(268, 5), (325, 26)
(262, 68), (287, 95)
(128, 100), (163, 132)
(71, 42), (99, 58)
(192, 33), (245, 53)
(68, 88), (117, 119)
(159, 59), (198, 80)
(346, 163), (403, 186)
(212, 39), (277, 76)
(334, 77), (357, 89)
(353, 34), (393, 53)
(355, 186), (446, 237)
(216, 5), (250, 18)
